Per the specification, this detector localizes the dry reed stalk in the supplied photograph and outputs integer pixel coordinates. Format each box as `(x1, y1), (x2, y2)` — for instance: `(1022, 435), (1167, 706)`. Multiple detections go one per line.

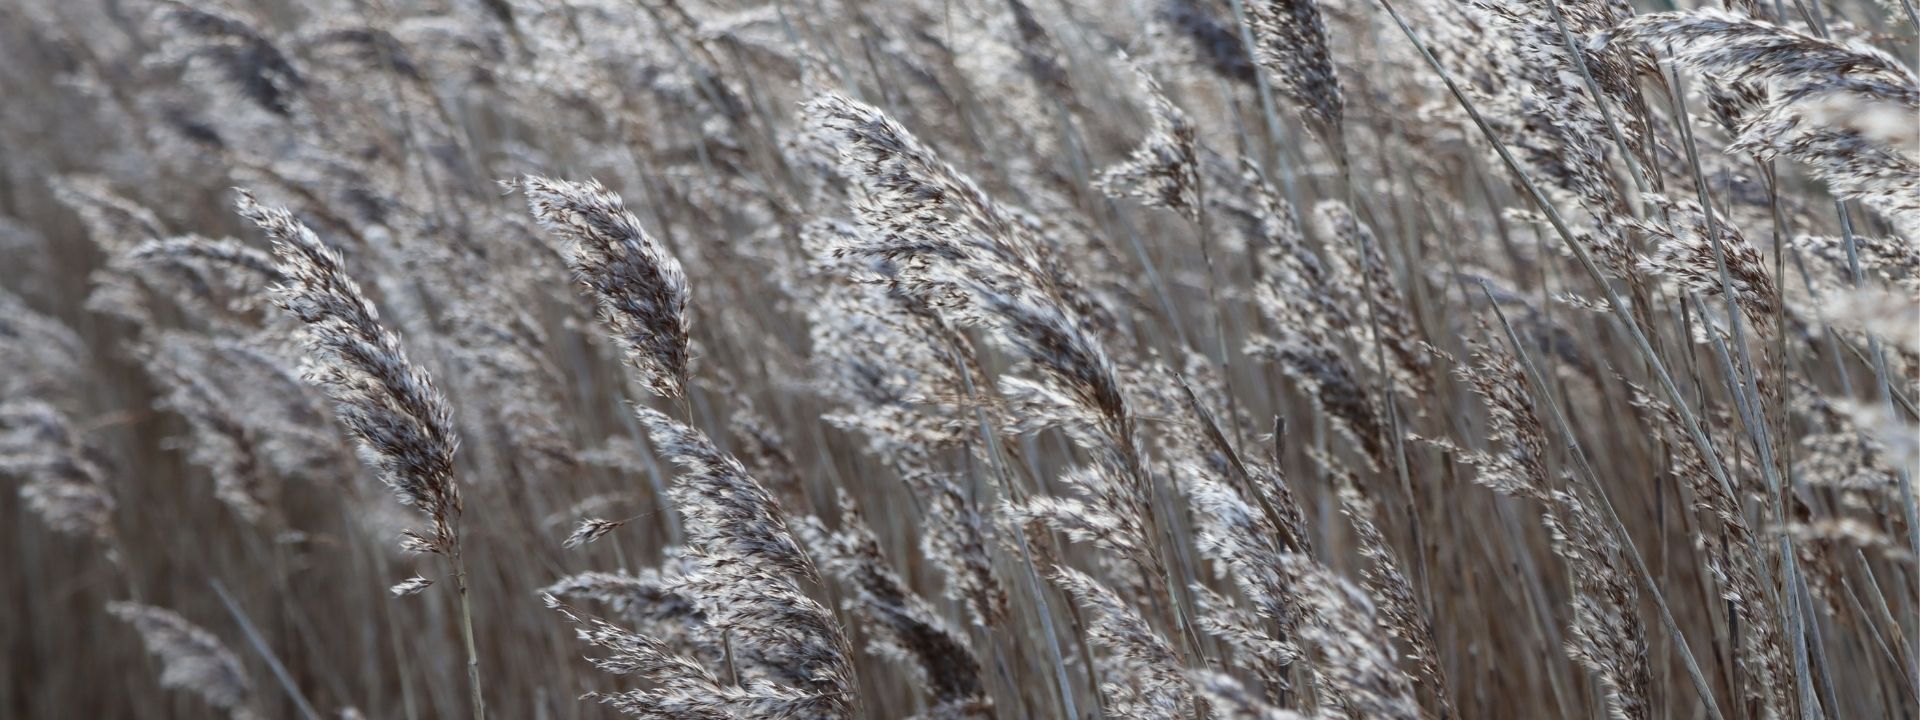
(234, 190), (487, 720)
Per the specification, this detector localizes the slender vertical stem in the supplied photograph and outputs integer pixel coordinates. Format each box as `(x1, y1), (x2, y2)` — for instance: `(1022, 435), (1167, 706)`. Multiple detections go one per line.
(449, 537), (487, 720)
(209, 579), (324, 720)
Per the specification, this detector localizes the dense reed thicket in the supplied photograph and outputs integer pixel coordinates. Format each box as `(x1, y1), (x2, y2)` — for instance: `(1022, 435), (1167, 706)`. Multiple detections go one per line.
(2, 0), (1917, 718)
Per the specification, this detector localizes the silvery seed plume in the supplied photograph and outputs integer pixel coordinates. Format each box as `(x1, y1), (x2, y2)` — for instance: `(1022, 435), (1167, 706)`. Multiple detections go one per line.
(1152, 0), (1260, 86)
(1791, 90), (1920, 155)
(542, 564), (719, 665)
(1050, 566), (1196, 720)
(807, 248), (984, 456)
(545, 595), (744, 720)
(936, 299), (1144, 587)
(800, 491), (991, 718)
(1191, 584), (1297, 693)
(1175, 375), (1313, 554)
(1234, 160), (1338, 310)
(1097, 60), (1203, 223)
(1603, 10), (1917, 114)
(144, 334), (276, 526)
(1792, 388), (1905, 491)
(1632, 192), (1779, 325)
(917, 473), (1009, 630)
(1817, 287), (1920, 356)
(804, 231), (1008, 627)
(1457, 336), (1650, 720)
(108, 602), (257, 720)
(0, 400), (119, 562)
(1548, 487), (1652, 720)
(1187, 671), (1311, 720)
(1460, 274), (1601, 379)
(1247, 314), (1386, 467)
(803, 93), (1114, 337)
(564, 517), (627, 548)
(512, 176), (691, 398)
(1452, 335), (1552, 501)
(1606, 10), (1920, 226)
(633, 407), (856, 717)
(1192, 462), (1416, 718)
(1471, 0), (1651, 162)
(1831, 400), (1920, 491)
(1006, 462), (1160, 578)
(977, 283), (1143, 479)
(1279, 554), (1422, 720)
(114, 242), (282, 327)
(1189, 466), (1419, 720)
(49, 176), (167, 254)
(1701, 75), (1769, 139)
(391, 576), (434, 596)
(671, 561), (857, 718)
(128, 235), (288, 285)
(1242, 166), (1385, 465)
(0, 289), (89, 400)
(1791, 234), (1920, 297)
(1166, 350), (1255, 463)
(1328, 458), (1450, 718)
(1630, 387), (1792, 717)
(543, 567), (706, 631)
(234, 190), (463, 555)
(1316, 200), (1432, 396)
(635, 406), (811, 578)
(1761, 127), (1920, 230)
(1456, 0), (1643, 279)
(810, 99), (1159, 586)
(151, 0), (306, 118)
(1185, 470), (1307, 645)
(1244, 0), (1344, 136)
(98, 207), (298, 324)
(545, 492), (642, 529)
(1785, 518), (1913, 563)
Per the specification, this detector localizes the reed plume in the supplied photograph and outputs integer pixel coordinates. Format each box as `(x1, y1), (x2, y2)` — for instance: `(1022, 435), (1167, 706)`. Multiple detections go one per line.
(236, 190), (463, 557)
(511, 176), (692, 398)
(0, 400), (120, 562)
(109, 602), (258, 720)
(234, 190), (486, 719)
(1244, 0), (1345, 135)
(802, 491), (990, 718)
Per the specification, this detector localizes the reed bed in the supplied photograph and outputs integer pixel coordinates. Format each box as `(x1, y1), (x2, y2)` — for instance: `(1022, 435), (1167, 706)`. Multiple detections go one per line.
(2, 0), (1917, 718)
